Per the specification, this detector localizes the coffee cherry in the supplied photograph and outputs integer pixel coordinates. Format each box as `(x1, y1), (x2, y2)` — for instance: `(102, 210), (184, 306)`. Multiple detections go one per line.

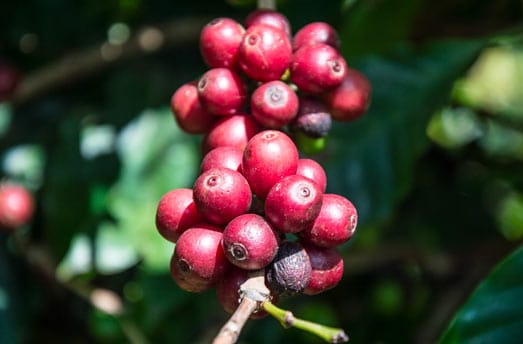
(201, 146), (243, 173)
(0, 60), (20, 101)
(242, 130), (299, 199)
(296, 158), (327, 193)
(265, 241), (312, 296)
(290, 97), (332, 138)
(217, 266), (275, 319)
(265, 175), (323, 233)
(301, 194), (358, 248)
(222, 213), (279, 270)
(251, 80), (298, 128)
(245, 9), (291, 38)
(171, 225), (227, 292)
(323, 68), (372, 121)
(302, 243), (344, 295)
(193, 167), (252, 225)
(0, 183), (34, 230)
(293, 22), (340, 51)
(200, 18), (245, 69)
(202, 114), (262, 153)
(155, 188), (203, 243)
(170, 82), (216, 134)
(198, 68), (247, 116)
(239, 24), (292, 82)
(291, 44), (347, 94)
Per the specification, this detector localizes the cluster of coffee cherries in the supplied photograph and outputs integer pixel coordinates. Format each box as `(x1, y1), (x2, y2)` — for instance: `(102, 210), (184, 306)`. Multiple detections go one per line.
(156, 8), (370, 318)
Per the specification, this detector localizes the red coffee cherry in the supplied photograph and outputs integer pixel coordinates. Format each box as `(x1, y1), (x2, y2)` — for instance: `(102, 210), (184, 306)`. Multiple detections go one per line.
(293, 22), (340, 51)
(251, 80), (298, 128)
(171, 225), (227, 292)
(245, 9), (291, 38)
(222, 213), (279, 270)
(200, 18), (245, 69)
(217, 266), (278, 319)
(202, 114), (262, 153)
(0, 60), (20, 101)
(155, 188), (203, 243)
(290, 96), (332, 138)
(242, 130), (299, 199)
(239, 24), (292, 82)
(265, 241), (312, 296)
(265, 174), (323, 234)
(301, 194), (358, 248)
(198, 68), (247, 116)
(291, 44), (347, 94)
(201, 146), (243, 173)
(170, 82), (216, 134)
(323, 68), (372, 121)
(193, 167), (252, 225)
(296, 158), (327, 193)
(0, 183), (34, 230)
(302, 242), (344, 295)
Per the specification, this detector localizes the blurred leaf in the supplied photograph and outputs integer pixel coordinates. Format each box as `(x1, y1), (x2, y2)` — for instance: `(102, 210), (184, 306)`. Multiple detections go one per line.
(371, 280), (404, 316)
(479, 120), (523, 160)
(496, 193), (523, 241)
(0, 103), (12, 138)
(326, 39), (485, 229)
(427, 107), (483, 149)
(1, 144), (46, 189)
(440, 245), (523, 344)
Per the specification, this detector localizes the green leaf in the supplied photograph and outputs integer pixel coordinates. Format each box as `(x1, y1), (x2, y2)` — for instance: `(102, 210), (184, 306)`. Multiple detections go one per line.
(427, 107), (484, 149)
(326, 40), (485, 229)
(440, 245), (523, 344)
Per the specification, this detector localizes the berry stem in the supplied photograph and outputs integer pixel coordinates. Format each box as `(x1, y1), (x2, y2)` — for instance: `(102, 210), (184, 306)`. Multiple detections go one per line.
(257, 0), (276, 10)
(261, 301), (349, 343)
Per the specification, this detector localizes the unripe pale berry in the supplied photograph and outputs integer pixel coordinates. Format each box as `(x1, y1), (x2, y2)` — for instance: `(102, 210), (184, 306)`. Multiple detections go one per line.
(193, 167), (252, 225)
(302, 242), (344, 295)
(200, 146), (243, 173)
(0, 183), (34, 230)
(245, 9), (291, 38)
(170, 82), (216, 134)
(202, 114), (262, 153)
(323, 68), (372, 121)
(200, 18), (245, 69)
(239, 24), (292, 82)
(242, 130), (299, 199)
(222, 213), (279, 270)
(251, 80), (298, 128)
(265, 174), (323, 233)
(198, 68), (247, 116)
(293, 22), (340, 51)
(171, 225), (227, 292)
(296, 158), (327, 193)
(301, 194), (358, 248)
(155, 188), (203, 243)
(291, 44), (347, 94)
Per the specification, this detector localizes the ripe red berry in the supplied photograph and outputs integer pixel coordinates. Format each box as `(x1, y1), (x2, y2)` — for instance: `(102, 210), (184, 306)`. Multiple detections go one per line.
(251, 80), (298, 128)
(323, 68), (372, 121)
(155, 188), (203, 243)
(242, 130), (299, 199)
(301, 194), (358, 248)
(170, 82), (216, 134)
(245, 9), (291, 38)
(291, 97), (332, 138)
(293, 22), (340, 51)
(302, 243), (344, 295)
(0, 183), (34, 230)
(202, 114), (262, 153)
(171, 225), (227, 292)
(239, 24), (292, 82)
(296, 158), (327, 193)
(193, 167), (251, 225)
(201, 146), (243, 173)
(200, 18), (245, 69)
(0, 60), (20, 101)
(222, 213), (279, 270)
(291, 44), (347, 94)
(198, 68), (247, 116)
(265, 175), (323, 233)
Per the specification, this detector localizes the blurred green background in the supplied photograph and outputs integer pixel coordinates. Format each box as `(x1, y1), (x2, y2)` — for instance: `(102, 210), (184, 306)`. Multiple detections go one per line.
(1, 0), (522, 343)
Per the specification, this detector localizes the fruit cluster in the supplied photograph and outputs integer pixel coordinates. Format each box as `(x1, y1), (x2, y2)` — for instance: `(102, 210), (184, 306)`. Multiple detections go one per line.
(156, 8), (369, 318)
(170, 9), (371, 154)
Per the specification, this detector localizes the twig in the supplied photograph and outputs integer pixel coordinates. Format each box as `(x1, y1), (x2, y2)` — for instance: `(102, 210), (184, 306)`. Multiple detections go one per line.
(262, 301), (349, 343)
(257, 0), (276, 10)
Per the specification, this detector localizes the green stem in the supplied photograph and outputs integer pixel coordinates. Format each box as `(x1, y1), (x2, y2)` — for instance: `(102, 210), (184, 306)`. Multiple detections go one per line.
(262, 301), (349, 343)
